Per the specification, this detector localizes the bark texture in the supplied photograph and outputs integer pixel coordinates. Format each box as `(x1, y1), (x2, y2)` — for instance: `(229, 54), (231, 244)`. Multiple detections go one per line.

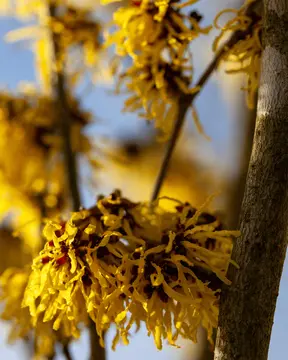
(214, 2), (288, 360)
(227, 102), (257, 229)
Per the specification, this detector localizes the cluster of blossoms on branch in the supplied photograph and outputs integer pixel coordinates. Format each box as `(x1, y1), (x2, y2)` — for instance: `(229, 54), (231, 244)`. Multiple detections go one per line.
(1, 191), (239, 356)
(103, 0), (211, 139)
(103, 0), (262, 138)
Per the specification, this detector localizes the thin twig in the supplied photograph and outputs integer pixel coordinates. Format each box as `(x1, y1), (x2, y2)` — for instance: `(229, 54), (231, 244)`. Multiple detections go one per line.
(47, 4), (105, 360)
(37, 193), (48, 248)
(62, 344), (73, 360)
(151, 0), (260, 202)
(49, 4), (80, 212)
(151, 94), (191, 201)
(88, 319), (106, 360)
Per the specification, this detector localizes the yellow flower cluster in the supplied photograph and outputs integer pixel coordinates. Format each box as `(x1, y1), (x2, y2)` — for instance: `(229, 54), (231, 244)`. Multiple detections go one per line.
(104, 0), (211, 138)
(0, 267), (78, 358)
(213, 0), (262, 108)
(22, 190), (239, 350)
(0, 91), (94, 250)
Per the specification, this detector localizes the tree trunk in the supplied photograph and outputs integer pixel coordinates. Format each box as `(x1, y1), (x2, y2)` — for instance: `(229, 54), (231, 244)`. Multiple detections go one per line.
(227, 96), (257, 229)
(214, 1), (288, 360)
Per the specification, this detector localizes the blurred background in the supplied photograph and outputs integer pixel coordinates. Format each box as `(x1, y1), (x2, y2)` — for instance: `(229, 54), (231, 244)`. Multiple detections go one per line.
(0, 0), (287, 359)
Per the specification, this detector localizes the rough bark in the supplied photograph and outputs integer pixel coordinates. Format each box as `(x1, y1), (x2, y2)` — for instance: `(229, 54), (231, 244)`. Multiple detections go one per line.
(214, 2), (288, 360)
(227, 101), (257, 229)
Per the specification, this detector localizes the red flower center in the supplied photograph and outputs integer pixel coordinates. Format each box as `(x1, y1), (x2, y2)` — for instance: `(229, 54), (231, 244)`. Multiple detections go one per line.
(41, 256), (51, 264)
(132, 0), (142, 6)
(56, 254), (67, 266)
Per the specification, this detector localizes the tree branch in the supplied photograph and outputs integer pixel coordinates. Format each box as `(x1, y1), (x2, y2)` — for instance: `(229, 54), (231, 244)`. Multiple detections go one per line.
(48, 4), (80, 212)
(151, 94), (191, 202)
(48, 4), (105, 360)
(214, 1), (288, 359)
(151, 0), (261, 201)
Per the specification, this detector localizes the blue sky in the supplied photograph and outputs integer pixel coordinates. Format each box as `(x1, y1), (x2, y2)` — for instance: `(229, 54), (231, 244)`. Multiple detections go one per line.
(0, 2), (287, 359)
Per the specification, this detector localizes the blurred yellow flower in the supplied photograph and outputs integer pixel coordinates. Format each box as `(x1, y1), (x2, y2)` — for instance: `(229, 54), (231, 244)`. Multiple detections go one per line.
(0, 91), (97, 251)
(2, 1), (105, 92)
(213, 0), (262, 108)
(0, 266), (75, 358)
(0, 268), (32, 342)
(0, 227), (32, 273)
(49, 5), (102, 67)
(101, 140), (222, 209)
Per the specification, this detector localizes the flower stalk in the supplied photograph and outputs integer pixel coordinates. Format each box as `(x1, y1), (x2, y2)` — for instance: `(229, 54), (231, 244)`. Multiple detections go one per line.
(47, 4), (105, 360)
(63, 343), (73, 360)
(151, 0), (261, 201)
(48, 4), (80, 212)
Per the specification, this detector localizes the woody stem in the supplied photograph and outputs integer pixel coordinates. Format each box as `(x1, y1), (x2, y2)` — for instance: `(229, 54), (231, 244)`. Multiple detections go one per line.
(151, 0), (260, 201)
(48, 4), (105, 360)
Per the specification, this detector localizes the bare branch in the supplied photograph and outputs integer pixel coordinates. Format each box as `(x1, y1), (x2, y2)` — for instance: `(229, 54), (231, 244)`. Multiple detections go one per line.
(48, 4), (80, 211)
